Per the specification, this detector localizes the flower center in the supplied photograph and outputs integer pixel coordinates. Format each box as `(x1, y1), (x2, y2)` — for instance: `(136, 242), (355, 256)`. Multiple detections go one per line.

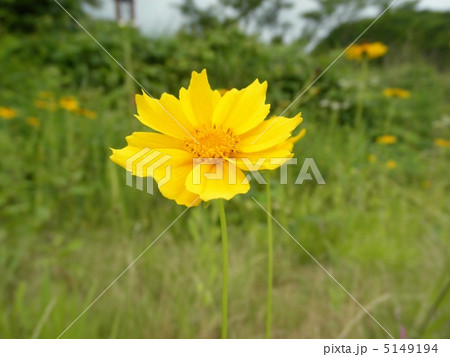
(185, 125), (239, 158)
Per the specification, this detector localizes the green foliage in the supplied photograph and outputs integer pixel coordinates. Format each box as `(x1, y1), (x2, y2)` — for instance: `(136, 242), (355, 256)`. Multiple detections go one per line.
(0, 17), (314, 104)
(0, 0), (449, 339)
(178, 0), (292, 39)
(0, 0), (99, 34)
(302, 0), (395, 38)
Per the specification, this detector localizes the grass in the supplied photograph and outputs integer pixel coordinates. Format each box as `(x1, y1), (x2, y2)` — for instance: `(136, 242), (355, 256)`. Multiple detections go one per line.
(0, 32), (449, 338)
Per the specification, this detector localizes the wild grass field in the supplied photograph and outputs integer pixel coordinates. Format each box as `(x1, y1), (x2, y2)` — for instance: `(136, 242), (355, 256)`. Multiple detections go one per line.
(0, 1), (449, 339)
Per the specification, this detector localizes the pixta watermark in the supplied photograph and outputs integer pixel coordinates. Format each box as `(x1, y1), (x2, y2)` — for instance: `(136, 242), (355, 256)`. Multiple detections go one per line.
(126, 148), (325, 194)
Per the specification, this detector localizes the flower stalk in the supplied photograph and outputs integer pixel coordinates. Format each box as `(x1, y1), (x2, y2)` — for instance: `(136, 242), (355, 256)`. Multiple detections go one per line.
(217, 199), (229, 338)
(265, 172), (274, 339)
(384, 100), (396, 132)
(355, 57), (368, 129)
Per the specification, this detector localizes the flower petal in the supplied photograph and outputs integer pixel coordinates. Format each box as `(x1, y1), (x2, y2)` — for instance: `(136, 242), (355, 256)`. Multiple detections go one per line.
(157, 151), (201, 207)
(234, 129), (305, 171)
(212, 79), (270, 135)
(185, 159), (250, 201)
(135, 91), (195, 140)
(110, 146), (200, 207)
(125, 132), (186, 150)
(179, 69), (221, 127)
(237, 113), (303, 153)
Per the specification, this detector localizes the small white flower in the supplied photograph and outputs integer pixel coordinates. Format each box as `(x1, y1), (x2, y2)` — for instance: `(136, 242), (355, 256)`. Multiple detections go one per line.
(320, 99), (330, 108)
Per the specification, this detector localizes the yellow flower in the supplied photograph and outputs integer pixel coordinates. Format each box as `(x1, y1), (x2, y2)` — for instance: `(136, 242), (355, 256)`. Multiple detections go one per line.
(434, 138), (450, 148)
(368, 154), (377, 163)
(34, 100), (46, 108)
(110, 69), (304, 206)
(26, 117), (40, 127)
(386, 160), (397, 169)
(34, 100), (57, 111)
(365, 42), (388, 59)
(38, 91), (53, 99)
(346, 45), (364, 60)
(383, 88), (411, 98)
(346, 42), (388, 61)
(0, 106), (17, 120)
(376, 135), (397, 144)
(59, 96), (79, 111)
(76, 108), (98, 119)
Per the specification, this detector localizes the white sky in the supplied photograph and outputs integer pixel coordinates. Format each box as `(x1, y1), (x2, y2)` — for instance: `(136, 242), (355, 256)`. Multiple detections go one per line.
(85, 0), (450, 39)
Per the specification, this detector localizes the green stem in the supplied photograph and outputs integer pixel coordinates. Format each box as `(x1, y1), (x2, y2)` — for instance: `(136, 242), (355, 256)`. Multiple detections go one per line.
(384, 100), (396, 132)
(122, 25), (135, 131)
(330, 108), (340, 134)
(218, 199), (229, 339)
(265, 173), (273, 338)
(416, 277), (450, 338)
(355, 57), (368, 129)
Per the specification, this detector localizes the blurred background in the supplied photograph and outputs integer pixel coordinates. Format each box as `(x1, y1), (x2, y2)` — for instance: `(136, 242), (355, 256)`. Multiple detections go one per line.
(0, 0), (449, 338)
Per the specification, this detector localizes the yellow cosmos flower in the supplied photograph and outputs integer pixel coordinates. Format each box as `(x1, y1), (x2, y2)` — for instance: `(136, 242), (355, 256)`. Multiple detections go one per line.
(110, 69), (304, 207)
(376, 135), (397, 144)
(346, 42), (388, 61)
(365, 42), (388, 58)
(383, 88), (411, 99)
(26, 117), (40, 127)
(434, 138), (450, 148)
(59, 96), (79, 111)
(386, 160), (397, 169)
(0, 106), (17, 120)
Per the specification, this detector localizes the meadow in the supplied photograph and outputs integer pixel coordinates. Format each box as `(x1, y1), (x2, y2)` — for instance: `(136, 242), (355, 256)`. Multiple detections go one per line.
(0, 4), (449, 339)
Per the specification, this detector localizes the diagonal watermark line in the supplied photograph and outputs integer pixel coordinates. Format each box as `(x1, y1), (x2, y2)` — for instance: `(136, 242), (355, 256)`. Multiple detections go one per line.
(251, 0), (399, 144)
(53, 0), (199, 144)
(57, 197), (200, 339)
(251, 196), (395, 339)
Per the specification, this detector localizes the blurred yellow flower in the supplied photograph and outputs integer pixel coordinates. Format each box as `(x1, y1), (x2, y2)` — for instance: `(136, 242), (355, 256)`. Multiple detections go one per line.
(38, 91), (53, 99)
(346, 42), (388, 61)
(34, 100), (57, 111)
(376, 135), (397, 144)
(365, 42), (388, 59)
(368, 154), (377, 163)
(76, 108), (98, 119)
(59, 96), (79, 111)
(110, 69), (305, 206)
(34, 100), (47, 109)
(386, 160), (397, 169)
(0, 106), (17, 120)
(26, 117), (40, 127)
(383, 88), (411, 98)
(434, 138), (450, 148)
(310, 86), (321, 96)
